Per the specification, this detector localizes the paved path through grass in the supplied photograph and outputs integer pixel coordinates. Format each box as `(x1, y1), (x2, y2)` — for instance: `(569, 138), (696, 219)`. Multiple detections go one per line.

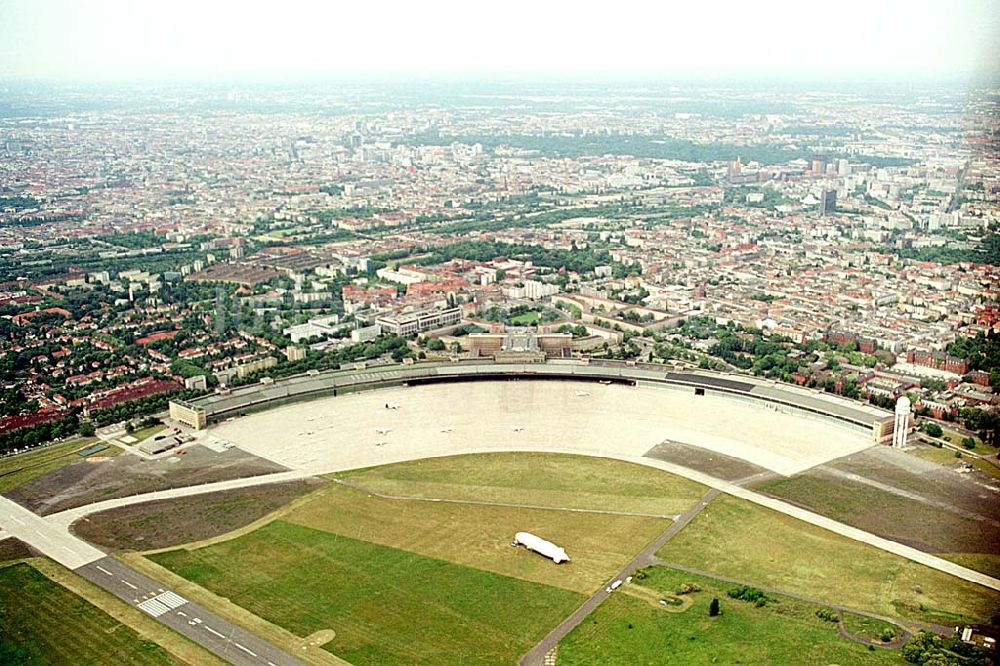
(654, 559), (951, 637)
(519, 488), (720, 666)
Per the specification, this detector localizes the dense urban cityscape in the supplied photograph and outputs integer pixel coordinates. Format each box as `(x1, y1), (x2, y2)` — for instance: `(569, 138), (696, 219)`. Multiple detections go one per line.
(1, 83), (997, 452)
(1, 2), (999, 664)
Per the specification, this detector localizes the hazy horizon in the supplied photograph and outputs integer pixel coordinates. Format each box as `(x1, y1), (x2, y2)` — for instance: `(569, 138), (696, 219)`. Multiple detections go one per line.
(1, 0), (997, 85)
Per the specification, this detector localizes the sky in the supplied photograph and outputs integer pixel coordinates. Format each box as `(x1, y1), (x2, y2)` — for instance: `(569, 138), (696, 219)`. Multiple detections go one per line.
(0, 0), (997, 83)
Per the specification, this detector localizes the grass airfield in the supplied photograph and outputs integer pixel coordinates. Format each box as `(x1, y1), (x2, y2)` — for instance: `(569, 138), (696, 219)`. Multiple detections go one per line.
(149, 454), (696, 664)
(0, 562), (179, 666)
(660, 495), (1000, 626)
(557, 566), (906, 666)
(152, 521), (583, 666)
(134, 451), (1000, 665)
(19, 382), (992, 665)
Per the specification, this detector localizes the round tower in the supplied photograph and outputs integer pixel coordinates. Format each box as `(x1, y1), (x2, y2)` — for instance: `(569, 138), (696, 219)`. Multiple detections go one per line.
(892, 396), (911, 448)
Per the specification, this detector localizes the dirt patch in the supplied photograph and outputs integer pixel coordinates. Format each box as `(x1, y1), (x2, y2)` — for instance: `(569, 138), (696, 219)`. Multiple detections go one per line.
(621, 584), (693, 612)
(759, 452), (1000, 557)
(302, 629), (336, 648)
(71, 479), (325, 550)
(644, 440), (770, 482)
(824, 446), (1000, 522)
(6, 445), (289, 516)
(0, 538), (38, 564)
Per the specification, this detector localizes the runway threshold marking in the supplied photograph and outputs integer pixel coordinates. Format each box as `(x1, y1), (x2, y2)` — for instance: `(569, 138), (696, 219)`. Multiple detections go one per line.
(138, 598), (171, 617)
(137, 590), (188, 617)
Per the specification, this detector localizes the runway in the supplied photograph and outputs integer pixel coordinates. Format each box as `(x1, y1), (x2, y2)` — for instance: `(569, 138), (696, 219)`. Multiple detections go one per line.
(0, 493), (304, 665)
(75, 557), (305, 666)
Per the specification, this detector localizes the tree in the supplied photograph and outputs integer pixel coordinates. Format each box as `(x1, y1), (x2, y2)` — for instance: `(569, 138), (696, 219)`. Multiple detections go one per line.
(924, 423), (943, 438)
(709, 598), (720, 617)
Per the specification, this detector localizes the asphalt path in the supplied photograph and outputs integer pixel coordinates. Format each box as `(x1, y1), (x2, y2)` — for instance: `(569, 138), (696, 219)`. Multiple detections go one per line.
(656, 559), (955, 637)
(44, 470), (313, 532)
(519, 489), (721, 666)
(76, 556), (305, 666)
(0, 494), (304, 666)
(6, 447), (999, 594)
(0, 494), (104, 569)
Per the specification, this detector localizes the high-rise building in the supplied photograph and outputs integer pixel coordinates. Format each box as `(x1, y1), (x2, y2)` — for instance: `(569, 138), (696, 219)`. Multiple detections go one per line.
(820, 189), (837, 216)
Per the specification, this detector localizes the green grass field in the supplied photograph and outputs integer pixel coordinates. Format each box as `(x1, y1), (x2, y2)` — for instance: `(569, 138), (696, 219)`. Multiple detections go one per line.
(968, 457), (1000, 479)
(557, 566), (904, 665)
(913, 445), (964, 466)
(0, 562), (177, 665)
(941, 428), (998, 457)
(914, 444), (1000, 479)
(338, 452), (707, 515)
(840, 611), (898, 643)
(151, 521), (584, 666)
(286, 479), (668, 594)
(659, 496), (1000, 625)
(0, 437), (99, 493)
(129, 424), (166, 444)
(509, 311), (541, 325)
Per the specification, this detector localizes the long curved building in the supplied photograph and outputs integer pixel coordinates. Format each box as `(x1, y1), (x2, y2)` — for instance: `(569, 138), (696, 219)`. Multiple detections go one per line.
(175, 359), (897, 479)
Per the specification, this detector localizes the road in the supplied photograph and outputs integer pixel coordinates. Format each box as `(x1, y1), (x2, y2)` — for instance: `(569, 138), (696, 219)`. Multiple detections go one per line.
(519, 489), (721, 666)
(76, 557), (304, 666)
(0, 494), (304, 666)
